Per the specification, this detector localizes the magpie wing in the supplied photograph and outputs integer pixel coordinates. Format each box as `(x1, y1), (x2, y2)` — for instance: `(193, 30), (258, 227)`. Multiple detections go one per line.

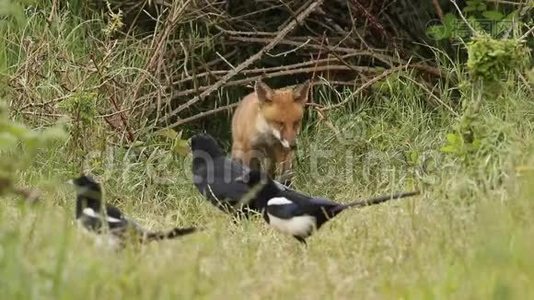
(193, 157), (247, 192)
(279, 187), (339, 208)
(278, 189), (341, 226)
(193, 156), (256, 211)
(78, 209), (103, 232)
(78, 207), (124, 232)
(266, 202), (305, 219)
(104, 205), (130, 230)
(308, 196), (340, 207)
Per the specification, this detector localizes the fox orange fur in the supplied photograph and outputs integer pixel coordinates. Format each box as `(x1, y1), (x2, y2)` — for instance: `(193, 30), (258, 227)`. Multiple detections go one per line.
(231, 80), (310, 184)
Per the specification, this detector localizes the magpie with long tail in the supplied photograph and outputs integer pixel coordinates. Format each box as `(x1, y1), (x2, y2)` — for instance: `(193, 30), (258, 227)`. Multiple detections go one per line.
(238, 170), (420, 244)
(68, 175), (197, 248)
(191, 133), (289, 217)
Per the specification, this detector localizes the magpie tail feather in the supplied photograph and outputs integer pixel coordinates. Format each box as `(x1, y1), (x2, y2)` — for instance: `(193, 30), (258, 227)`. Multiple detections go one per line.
(334, 191), (420, 213)
(143, 226), (198, 242)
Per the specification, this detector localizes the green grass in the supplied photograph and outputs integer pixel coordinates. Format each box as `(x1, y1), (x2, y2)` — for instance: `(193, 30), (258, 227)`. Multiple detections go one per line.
(2, 2), (534, 299)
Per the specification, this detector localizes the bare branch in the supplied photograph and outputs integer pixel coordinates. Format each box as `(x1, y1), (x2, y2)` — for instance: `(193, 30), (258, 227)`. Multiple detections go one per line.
(158, 0), (325, 126)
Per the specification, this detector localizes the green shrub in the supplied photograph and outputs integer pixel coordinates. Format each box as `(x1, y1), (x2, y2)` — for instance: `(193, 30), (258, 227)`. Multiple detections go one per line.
(467, 36), (530, 82)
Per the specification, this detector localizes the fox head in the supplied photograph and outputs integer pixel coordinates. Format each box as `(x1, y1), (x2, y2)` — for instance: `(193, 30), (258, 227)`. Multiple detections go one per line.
(255, 80), (310, 149)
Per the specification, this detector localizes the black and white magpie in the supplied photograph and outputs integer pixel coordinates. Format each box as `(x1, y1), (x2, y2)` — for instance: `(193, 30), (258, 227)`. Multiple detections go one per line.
(239, 170), (420, 244)
(191, 133), (277, 217)
(69, 175), (197, 248)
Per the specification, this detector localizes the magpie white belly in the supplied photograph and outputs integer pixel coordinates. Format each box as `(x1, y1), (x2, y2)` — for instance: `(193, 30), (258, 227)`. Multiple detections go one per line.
(267, 213), (316, 238)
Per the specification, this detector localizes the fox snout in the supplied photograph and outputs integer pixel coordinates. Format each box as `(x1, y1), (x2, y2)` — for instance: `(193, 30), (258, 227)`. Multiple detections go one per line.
(279, 139), (296, 149)
(289, 141), (297, 150)
(275, 130), (298, 149)
(285, 136), (298, 149)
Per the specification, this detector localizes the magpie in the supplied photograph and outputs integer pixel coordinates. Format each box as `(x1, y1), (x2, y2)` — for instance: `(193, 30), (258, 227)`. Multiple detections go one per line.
(239, 170), (420, 244)
(191, 133), (276, 217)
(69, 175), (197, 248)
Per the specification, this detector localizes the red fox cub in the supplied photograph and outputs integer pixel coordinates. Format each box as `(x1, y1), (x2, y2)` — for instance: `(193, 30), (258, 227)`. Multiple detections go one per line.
(231, 80), (310, 184)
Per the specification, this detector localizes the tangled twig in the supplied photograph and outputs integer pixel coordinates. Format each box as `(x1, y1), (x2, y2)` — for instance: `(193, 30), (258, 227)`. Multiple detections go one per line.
(158, 0), (325, 126)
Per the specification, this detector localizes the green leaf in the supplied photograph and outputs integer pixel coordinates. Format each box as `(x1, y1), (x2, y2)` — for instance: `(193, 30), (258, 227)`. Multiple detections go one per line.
(427, 25), (450, 41)
(463, 6), (477, 13)
(440, 145), (457, 153)
(442, 13), (459, 28)
(172, 139), (189, 156)
(446, 133), (460, 144)
(409, 151), (419, 164)
(155, 128), (178, 140)
(464, 0), (481, 13)
(482, 10), (504, 21)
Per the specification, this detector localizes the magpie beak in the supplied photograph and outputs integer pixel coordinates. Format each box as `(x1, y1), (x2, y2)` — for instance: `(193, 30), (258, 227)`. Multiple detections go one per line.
(241, 170), (420, 244)
(190, 133), (288, 218)
(69, 174), (198, 248)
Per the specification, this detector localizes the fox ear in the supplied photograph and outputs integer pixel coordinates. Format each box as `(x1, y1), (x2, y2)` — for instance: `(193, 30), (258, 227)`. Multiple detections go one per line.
(292, 80), (310, 104)
(255, 80), (274, 103)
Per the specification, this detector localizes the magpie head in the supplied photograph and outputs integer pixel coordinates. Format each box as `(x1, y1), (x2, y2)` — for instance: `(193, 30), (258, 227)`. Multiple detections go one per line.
(68, 175), (102, 198)
(191, 133), (226, 159)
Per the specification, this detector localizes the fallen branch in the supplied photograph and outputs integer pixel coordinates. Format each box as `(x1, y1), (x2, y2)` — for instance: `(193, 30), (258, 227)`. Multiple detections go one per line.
(227, 36), (398, 65)
(170, 65), (377, 98)
(227, 36), (443, 77)
(158, 0), (325, 125)
(172, 52), (389, 86)
(349, 0), (390, 40)
(168, 103), (240, 127)
(432, 0), (444, 22)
